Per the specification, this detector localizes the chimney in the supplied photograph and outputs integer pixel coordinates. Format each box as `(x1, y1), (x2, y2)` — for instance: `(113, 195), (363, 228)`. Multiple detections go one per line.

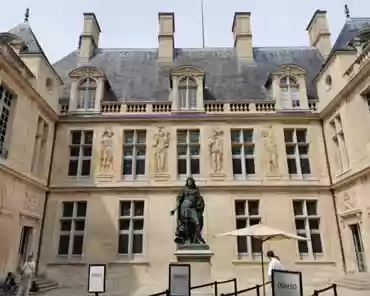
(232, 12), (253, 61)
(158, 12), (175, 62)
(306, 10), (332, 59)
(78, 13), (101, 64)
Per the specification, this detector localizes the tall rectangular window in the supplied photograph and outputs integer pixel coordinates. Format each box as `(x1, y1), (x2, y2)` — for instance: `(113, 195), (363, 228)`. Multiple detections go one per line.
(293, 200), (323, 259)
(0, 85), (14, 159)
(31, 117), (49, 176)
(234, 200), (261, 258)
(177, 129), (200, 177)
(122, 130), (147, 180)
(118, 200), (145, 258)
(58, 201), (87, 256)
(329, 115), (349, 172)
(68, 130), (93, 177)
(284, 129), (311, 176)
(231, 129), (255, 178)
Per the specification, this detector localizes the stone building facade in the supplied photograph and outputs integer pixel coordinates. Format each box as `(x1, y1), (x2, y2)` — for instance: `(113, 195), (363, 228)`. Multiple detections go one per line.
(1, 8), (370, 296)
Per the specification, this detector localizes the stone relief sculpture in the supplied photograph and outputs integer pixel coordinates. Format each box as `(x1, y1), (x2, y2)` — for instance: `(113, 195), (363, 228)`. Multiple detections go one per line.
(170, 177), (206, 245)
(261, 126), (279, 175)
(152, 126), (169, 173)
(100, 128), (114, 173)
(208, 128), (224, 174)
(342, 192), (354, 211)
(24, 192), (40, 213)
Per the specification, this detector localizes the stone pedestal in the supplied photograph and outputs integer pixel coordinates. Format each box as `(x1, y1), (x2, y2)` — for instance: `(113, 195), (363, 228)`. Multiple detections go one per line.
(174, 244), (214, 295)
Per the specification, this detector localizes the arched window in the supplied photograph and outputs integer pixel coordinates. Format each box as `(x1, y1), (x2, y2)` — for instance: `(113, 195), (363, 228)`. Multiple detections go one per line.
(77, 78), (96, 110)
(178, 76), (197, 110)
(280, 76), (300, 109)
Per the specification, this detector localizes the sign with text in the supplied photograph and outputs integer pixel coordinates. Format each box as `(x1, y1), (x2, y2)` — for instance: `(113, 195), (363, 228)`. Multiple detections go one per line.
(168, 263), (191, 296)
(272, 269), (302, 296)
(88, 264), (106, 293)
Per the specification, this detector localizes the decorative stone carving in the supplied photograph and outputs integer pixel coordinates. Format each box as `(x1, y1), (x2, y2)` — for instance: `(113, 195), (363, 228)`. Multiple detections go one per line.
(100, 128), (114, 174)
(24, 192), (41, 213)
(208, 128), (224, 174)
(152, 126), (169, 174)
(342, 192), (354, 211)
(261, 126), (279, 176)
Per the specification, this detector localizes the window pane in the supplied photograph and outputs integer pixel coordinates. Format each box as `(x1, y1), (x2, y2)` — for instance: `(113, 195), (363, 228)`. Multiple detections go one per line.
(177, 131), (187, 143)
(83, 147), (92, 157)
(244, 145), (254, 155)
(234, 200), (245, 216)
(133, 219), (144, 230)
(293, 201), (303, 216)
(177, 145), (187, 156)
(62, 202), (74, 217)
(231, 146), (241, 155)
(81, 159), (91, 176)
(231, 131), (240, 143)
(248, 201), (259, 216)
(133, 234), (143, 253)
(286, 145), (295, 155)
(68, 160), (78, 176)
(74, 220), (85, 231)
(236, 218), (246, 229)
(119, 219), (130, 230)
(189, 131), (200, 143)
(71, 131), (81, 145)
(72, 235), (84, 254)
(232, 159), (242, 174)
(190, 146), (200, 156)
(243, 130), (253, 143)
(284, 130), (294, 143)
(76, 201), (87, 217)
(249, 218), (260, 226)
(136, 131), (146, 144)
(70, 147), (79, 157)
(251, 238), (262, 253)
(309, 219), (320, 230)
(124, 146), (133, 156)
(136, 146), (146, 156)
(118, 234), (129, 254)
(300, 158), (311, 175)
(190, 159), (200, 175)
(124, 131), (134, 144)
(58, 235), (70, 255)
(306, 201), (317, 216)
(120, 201), (131, 217)
(311, 233), (323, 253)
(287, 158), (297, 174)
(60, 220), (72, 231)
(123, 159), (133, 175)
(133, 201), (144, 216)
(245, 159), (255, 174)
(298, 240), (309, 254)
(136, 159), (145, 175)
(296, 130), (307, 143)
(84, 131), (93, 145)
(295, 219), (305, 230)
(298, 145), (309, 155)
(178, 159), (187, 174)
(237, 237), (248, 253)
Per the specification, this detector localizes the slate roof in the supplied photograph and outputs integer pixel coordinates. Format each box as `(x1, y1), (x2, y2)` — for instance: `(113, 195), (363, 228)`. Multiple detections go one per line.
(8, 23), (45, 55)
(54, 47), (325, 104)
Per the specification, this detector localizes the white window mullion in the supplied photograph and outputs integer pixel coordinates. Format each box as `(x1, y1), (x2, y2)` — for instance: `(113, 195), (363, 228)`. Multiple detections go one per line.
(68, 203), (76, 258)
(77, 142), (83, 178)
(240, 130), (246, 177)
(303, 202), (314, 256)
(132, 132), (137, 179)
(128, 201), (134, 259)
(186, 79), (190, 109)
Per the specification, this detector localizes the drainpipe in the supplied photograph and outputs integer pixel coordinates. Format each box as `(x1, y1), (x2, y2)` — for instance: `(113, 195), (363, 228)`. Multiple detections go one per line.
(320, 119), (347, 273)
(35, 120), (58, 275)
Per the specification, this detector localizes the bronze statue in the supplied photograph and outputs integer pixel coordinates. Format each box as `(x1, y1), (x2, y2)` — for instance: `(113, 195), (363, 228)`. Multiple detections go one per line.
(170, 177), (206, 245)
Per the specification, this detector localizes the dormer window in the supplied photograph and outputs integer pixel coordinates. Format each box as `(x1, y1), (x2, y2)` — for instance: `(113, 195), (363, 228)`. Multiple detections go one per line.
(77, 78), (96, 110)
(179, 76), (197, 110)
(280, 75), (300, 109)
(171, 65), (205, 112)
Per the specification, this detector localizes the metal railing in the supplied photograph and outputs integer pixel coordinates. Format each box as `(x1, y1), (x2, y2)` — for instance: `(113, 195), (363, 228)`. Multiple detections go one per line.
(312, 284), (338, 296)
(148, 278), (237, 296)
(220, 281), (271, 296)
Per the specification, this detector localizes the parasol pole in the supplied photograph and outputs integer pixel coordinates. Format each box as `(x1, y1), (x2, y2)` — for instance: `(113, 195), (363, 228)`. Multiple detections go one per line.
(260, 240), (266, 296)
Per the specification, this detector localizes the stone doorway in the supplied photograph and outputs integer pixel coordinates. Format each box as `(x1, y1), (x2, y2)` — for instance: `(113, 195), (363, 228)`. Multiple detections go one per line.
(349, 223), (367, 272)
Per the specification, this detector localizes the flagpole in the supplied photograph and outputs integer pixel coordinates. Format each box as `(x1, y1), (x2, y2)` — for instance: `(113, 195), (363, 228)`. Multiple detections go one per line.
(201, 0), (205, 48)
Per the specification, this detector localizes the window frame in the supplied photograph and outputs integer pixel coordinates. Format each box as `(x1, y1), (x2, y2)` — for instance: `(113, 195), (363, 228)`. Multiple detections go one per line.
(231, 129), (255, 179)
(0, 84), (15, 159)
(77, 77), (97, 111)
(31, 116), (49, 177)
(293, 200), (323, 260)
(117, 199), (146, 260)
(67, 130), (94, 179)
(178, 76), (198, 111)
(57, 201), (87, 259)
(329, 114), (349, 173)
(122, 130), (147, 180)
(234, 199), (262, 259)
(280, 75), (300, 109)
(284, 128), (311, 178)
(176, 129), (201, 179)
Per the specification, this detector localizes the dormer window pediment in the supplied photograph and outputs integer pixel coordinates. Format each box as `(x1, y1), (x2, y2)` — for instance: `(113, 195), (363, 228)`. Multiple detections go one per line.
(171, 65), (205, 112)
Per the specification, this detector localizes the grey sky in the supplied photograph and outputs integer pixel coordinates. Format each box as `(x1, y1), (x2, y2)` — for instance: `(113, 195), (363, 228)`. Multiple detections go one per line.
(0, 0), (368, 63)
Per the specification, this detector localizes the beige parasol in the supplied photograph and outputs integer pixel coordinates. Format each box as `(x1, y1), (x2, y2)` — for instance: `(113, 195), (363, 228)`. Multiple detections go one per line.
(217, 224), (309, 296)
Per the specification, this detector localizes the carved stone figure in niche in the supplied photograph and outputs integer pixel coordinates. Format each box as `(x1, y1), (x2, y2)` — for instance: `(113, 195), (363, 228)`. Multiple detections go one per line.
(152, 126), (169, 173)
(24, 192), (40, 213)
(170, 177), (206, 245)
(100, 128), (114, 173)
(342, 192), (354, 211)
(208, 128), (224, 173)
(261, 126), (279, 175)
